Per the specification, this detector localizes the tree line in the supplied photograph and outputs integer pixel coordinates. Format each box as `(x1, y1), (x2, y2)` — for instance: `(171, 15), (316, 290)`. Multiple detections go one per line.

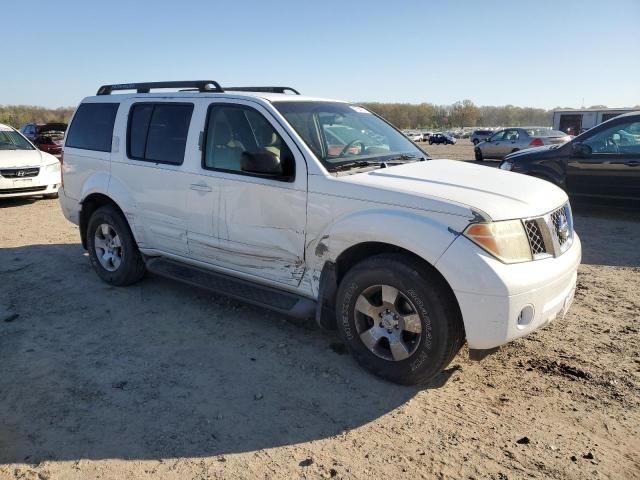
(1, 101), (628, 131)
(360, 100), (554, 129)
(0, 105), (74, 129)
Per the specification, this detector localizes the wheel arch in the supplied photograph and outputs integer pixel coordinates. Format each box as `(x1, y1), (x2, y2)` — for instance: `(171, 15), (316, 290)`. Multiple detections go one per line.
(316, 241), (463, 332)
(79, 193), (128, 249)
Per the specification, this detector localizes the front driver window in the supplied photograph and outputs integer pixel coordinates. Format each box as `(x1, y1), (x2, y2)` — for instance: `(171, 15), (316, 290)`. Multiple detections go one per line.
(203, 105), (294, 179)
(583, 121), (640, 154)
(489, 131), (505, 142)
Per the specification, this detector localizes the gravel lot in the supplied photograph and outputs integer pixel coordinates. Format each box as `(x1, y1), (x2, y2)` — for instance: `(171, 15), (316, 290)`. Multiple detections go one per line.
(1, 170), (639, 479)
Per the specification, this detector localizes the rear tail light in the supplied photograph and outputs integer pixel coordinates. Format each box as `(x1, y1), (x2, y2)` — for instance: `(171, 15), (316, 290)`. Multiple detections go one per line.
(529, 138), (544, 146)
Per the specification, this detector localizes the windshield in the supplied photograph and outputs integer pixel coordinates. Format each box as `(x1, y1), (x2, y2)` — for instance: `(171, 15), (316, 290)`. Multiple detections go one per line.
(274, 101), (426, 171)
(0, 128), (35, 151)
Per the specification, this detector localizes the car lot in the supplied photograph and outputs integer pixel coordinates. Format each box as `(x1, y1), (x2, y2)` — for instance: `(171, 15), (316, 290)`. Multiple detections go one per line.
(1, 190), (639, 479)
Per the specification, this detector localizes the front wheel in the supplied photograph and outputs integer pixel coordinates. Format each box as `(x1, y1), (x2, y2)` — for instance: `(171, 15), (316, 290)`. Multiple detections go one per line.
(87, 206), (146, 286)
(475, 148), (483, 161)
(336, 254), (465, 385)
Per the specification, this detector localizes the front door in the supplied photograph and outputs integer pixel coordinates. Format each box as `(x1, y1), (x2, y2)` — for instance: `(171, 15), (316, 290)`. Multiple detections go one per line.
(483, 130), (506, 158)
(567, 118), (640, 199)
(197, 100), (308, 287)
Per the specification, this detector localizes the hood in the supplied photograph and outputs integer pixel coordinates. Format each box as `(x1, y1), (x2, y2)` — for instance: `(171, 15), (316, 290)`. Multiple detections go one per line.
(38, 123), (67, 134)
(338, 159), (567, 221)
(0, 149), (57, 167)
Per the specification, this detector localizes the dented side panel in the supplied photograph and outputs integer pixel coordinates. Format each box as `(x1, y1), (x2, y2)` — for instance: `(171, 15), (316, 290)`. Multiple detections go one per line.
(302, 174), (473, 297)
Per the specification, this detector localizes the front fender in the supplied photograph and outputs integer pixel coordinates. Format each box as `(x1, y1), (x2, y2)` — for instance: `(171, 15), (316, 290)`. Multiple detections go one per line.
(306, 206), (468, 296)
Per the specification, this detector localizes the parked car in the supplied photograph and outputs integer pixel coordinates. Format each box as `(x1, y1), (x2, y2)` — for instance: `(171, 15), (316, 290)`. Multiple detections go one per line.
(429, 133), (456, 145)
(403, 130), (423, 142)
(0, 124), (62, 199)
(475, 127), (570, 161)
(471, 129), (494, 145)
(19, 122), (67, 156)
(59, 80), (580, 385)
(500, 111), (640, 200)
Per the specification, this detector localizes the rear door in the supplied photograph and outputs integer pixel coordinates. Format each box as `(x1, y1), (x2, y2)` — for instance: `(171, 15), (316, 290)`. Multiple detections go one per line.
(567, 118), (640, 199)
(111, 99), (195, 254)
(500, 129), (520, 156)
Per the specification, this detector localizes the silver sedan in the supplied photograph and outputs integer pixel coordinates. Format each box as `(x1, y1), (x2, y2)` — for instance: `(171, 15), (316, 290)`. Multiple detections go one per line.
(475, 127), (570, 161)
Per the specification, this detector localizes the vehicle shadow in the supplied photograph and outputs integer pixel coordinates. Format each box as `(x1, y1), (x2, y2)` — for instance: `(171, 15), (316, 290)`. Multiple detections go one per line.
(0, 198), (38, 209)
(0, 243), (454, 464)
(572, 199), (640, 268)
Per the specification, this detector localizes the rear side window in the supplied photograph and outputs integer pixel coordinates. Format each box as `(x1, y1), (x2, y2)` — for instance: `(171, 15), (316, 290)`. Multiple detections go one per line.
(127, 103), (193, 165)
(66, 103), (119, 152)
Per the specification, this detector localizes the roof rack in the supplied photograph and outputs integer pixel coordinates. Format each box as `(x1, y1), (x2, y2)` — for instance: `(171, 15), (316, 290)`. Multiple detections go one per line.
(225, 86), (300, 95)
(96, 80), (224, 95)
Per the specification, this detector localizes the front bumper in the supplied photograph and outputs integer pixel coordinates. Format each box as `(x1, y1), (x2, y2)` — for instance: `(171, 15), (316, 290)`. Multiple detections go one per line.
(0, 167), (61, 199)
(435, 233), (581, 349)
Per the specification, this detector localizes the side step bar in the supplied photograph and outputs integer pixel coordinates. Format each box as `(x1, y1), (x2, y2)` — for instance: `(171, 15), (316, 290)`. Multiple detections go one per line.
(145, 258), (316, 320)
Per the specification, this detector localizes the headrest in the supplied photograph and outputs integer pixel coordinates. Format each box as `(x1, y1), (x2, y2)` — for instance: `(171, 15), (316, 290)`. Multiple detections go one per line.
(214, 121), (232, 146)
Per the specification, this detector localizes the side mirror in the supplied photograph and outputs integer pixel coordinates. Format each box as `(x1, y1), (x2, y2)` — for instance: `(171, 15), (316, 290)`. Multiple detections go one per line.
(571, 142), (592, 157)
(241, 150), (284, 177)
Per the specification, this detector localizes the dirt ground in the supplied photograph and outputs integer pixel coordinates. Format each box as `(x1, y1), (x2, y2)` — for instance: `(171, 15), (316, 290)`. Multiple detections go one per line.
(1, 177), (639, 479)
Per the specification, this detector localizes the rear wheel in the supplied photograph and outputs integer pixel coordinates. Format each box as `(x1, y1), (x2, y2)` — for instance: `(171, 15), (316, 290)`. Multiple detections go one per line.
(86, 206), (146, 286)
(336, 254), (465, 385)
(475, 148), (483, 162)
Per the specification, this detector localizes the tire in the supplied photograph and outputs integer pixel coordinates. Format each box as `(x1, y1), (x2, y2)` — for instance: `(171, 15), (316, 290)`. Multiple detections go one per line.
(511, 148), (519, 153)
(429, 141), (433, 145)
(474, 148), (483, 162)
(336, 253), (465, 385)
(86, 205), (146, 286)
(473, 139), (479, 145)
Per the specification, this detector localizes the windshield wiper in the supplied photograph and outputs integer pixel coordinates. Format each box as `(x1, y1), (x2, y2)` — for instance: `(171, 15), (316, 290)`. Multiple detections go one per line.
(385, 154), (427, 163)
(330, 160), (385, 172)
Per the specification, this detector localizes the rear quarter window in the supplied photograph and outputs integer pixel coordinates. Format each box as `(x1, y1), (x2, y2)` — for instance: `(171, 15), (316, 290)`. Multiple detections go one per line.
(66, 103), (119, 152)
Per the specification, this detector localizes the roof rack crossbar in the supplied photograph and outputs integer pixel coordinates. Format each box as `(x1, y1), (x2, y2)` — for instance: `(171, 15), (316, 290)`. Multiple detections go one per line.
(225, 86), (300, 95)
(96, 80), (224, 95)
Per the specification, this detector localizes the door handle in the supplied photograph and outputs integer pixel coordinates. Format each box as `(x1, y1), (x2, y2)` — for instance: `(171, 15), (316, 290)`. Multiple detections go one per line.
(626, 160), (640, 167)
(190, 183), (212, 192)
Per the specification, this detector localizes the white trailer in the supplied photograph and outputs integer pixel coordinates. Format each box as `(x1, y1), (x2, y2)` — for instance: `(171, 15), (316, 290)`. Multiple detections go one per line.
(552, 108), (636, 135)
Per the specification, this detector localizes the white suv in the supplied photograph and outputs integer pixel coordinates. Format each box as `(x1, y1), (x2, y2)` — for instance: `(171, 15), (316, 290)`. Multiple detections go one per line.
(59, 81), (581, 385)
(0, 123), (62, 199)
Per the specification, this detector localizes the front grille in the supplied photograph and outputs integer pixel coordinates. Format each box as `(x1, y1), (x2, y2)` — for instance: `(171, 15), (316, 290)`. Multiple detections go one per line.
(524, 220), (546, 255)
(0, 167), (40, 178)
(523, 203), (574, 259)
(0, 186), (47, 194)
(550, 206), (571, 248)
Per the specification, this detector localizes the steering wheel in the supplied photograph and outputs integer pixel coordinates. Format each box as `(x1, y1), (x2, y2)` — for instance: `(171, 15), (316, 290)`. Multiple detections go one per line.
(338, 140), (366, 157)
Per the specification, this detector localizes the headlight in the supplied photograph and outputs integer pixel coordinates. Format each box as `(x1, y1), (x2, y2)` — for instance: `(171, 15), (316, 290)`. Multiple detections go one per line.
(499, 161), (513, 171)
(46, 162), (61, 173)
(463, 220), (532, 263)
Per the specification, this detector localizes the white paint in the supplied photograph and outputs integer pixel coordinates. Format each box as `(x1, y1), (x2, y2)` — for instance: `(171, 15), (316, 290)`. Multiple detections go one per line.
(59, 91), (582, 351)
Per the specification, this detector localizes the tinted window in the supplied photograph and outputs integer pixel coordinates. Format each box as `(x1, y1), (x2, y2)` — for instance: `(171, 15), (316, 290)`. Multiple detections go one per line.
(583, 120), (640, 155)
(127, 103), (193, 164)
(66, 103), (119, 152)
(203, 105), (294, 179)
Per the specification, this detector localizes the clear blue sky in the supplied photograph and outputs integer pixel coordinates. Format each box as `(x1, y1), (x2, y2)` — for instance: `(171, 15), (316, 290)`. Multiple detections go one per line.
(3, 0), (639, 109)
